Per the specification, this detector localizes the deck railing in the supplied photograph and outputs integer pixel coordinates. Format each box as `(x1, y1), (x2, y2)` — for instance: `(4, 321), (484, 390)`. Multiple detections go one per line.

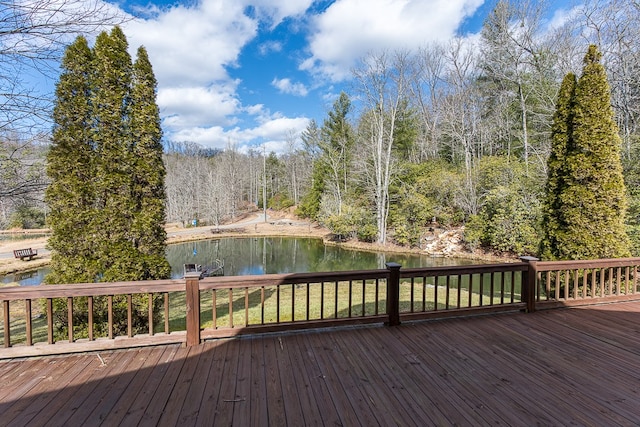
(527, 257), (640, 309)
(2, 257), (640, 358)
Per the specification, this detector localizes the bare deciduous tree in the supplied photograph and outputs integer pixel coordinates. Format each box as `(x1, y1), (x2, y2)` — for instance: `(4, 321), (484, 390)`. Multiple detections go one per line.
(353, 50), (411, 244)
(0, 0), (125, 217)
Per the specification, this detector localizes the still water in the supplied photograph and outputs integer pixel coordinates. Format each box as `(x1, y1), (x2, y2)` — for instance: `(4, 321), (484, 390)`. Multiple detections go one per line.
(3, 237), (480, 286)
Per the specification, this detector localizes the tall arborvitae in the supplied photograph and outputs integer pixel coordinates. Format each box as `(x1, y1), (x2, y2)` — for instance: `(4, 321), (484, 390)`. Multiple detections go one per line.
(46, 36), (98, 284)
(542, 45), (630, 260)
(130, 46), (171, 279)
(540, 73), (576, 260)
(91, 26), (139, 281)
(47, 28), (169, 338)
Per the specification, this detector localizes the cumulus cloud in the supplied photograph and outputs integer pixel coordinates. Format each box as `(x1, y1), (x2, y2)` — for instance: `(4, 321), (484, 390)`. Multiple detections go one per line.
(271, 77), (309, 96)
(301, 0), (484, 81)
(119, 0), (317, 150)
(158, 84), (241, 129)
(115, 0), (486, 150)
(170, 115), (310, 153)
(125, 2), (256, 86)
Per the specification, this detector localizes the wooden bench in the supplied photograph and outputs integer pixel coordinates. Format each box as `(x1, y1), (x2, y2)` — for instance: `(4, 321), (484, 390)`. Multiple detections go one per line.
(13, 248), (38, 261)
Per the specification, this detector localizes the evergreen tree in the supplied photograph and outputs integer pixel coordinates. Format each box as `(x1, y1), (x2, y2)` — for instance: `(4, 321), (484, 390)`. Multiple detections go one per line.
(297, 119), (325, 219)
(543, 45), (630, 260)
(318, 92), (354, 216)
(91, 27), (136, 281)
(130, 46), (171, 279)
(46, 28), (169, 338)
(46, 36), (98, 284)
(540, 72), (576, 259)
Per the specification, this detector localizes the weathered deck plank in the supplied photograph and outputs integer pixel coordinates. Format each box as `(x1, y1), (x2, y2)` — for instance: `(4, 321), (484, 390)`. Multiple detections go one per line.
(1, 301), (640, 426)
(194, 338), (229, 425)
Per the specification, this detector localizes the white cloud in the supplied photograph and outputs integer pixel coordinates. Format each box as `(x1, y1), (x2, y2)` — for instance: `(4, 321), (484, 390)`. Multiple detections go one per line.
(258, 40), (283, 55)
(245, 0), (314, 28)
(118, 0), (318, 149)
(302, 0), (484, 81)
(271, 77), (309, 96)
(545, 6), (580, 32)
(125, 2), (256, 86)
(170, 115), (310, 154)
(158, 84), (241, 128)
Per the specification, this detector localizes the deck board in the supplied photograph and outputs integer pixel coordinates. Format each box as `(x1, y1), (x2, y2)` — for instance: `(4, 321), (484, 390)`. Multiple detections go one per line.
(194, 338), (229, 425)
(2, 301), (640, 426)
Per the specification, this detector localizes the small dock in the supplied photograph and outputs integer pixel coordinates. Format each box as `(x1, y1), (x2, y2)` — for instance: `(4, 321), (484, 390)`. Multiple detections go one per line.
(183, 259), (224, 278)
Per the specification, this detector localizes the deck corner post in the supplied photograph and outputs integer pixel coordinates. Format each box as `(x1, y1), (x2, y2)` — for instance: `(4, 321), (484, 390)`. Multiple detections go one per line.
(185, 272), (202, 346)
(519, 256), (539, 313)
(385, 262), (402, 326)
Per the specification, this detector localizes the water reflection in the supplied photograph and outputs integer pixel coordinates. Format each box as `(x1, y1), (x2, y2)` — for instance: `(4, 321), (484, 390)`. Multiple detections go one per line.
(3, 237), (480, 285)
(166, 237), (479, 279)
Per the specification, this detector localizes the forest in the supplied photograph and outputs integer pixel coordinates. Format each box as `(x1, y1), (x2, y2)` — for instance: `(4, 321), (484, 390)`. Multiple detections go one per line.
(2, 0), (640, 258)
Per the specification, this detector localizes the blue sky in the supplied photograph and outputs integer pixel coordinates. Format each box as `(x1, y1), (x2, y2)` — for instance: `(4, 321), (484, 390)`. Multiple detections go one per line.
(103, 0), (576, 153)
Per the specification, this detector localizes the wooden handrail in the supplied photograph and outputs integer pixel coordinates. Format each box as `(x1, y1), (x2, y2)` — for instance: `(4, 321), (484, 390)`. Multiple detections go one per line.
(2, 258), (640, 358)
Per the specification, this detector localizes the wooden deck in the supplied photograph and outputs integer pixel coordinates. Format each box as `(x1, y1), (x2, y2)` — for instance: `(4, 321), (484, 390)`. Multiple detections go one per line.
(1, 301), (640, 426)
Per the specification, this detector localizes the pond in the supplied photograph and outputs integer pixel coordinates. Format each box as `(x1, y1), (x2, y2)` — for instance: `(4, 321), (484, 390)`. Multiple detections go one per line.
(3, 237), (481, 286)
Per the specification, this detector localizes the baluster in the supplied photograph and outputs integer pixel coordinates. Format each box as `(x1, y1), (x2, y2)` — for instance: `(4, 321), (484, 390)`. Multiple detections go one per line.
(47, 298), (54, 344)
(229, 287), (234, 328)
(291, 284), (295, 322)
(320, 282), (324, 320)
(127, 294), (133, 338)
(348, 280), (353, 318)
(334, 281), (338, 319)
(88, 296), (94, 340)
(3, 300), (9, 348)
(25, 299), (32, 346)
(164, 292), (170, 334)
(276, 285), (280, 324)
(213, 289), (218, 329)
(245, 287), (249, 326)
(148, 293), (154, 336)
(108, 295), (113, 339)
(67, 297), (73, 343)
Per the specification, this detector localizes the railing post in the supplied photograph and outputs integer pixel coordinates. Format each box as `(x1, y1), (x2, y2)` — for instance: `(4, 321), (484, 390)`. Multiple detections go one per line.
(385, 262), (402, 326)
(519, 256), (539, 313)
(185, 272), (201, 346)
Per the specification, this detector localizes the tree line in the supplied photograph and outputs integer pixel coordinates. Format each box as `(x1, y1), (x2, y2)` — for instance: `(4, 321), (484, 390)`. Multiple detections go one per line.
(164, 0), (640, 259)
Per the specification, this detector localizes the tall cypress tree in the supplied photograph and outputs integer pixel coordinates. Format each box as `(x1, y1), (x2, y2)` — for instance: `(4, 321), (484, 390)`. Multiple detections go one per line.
(130, 46), (171, 279)
(543, 45), (630, 260)
(46, 36), (98, 284)
(47, 28), (169, 337)
(91, 26), (139, 281)
(540, 73), (576, 260)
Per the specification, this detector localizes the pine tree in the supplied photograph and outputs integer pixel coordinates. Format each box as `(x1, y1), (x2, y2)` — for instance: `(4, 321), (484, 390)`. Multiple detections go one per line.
(130, 46), (171, 279)
(543, 45), (630, 260)
(540, 72), (576, 260)
(45, 36), (98, 284)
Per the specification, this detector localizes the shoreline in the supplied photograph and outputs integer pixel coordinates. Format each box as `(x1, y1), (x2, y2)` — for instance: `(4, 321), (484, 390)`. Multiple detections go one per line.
(1, 219), (514, 278)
